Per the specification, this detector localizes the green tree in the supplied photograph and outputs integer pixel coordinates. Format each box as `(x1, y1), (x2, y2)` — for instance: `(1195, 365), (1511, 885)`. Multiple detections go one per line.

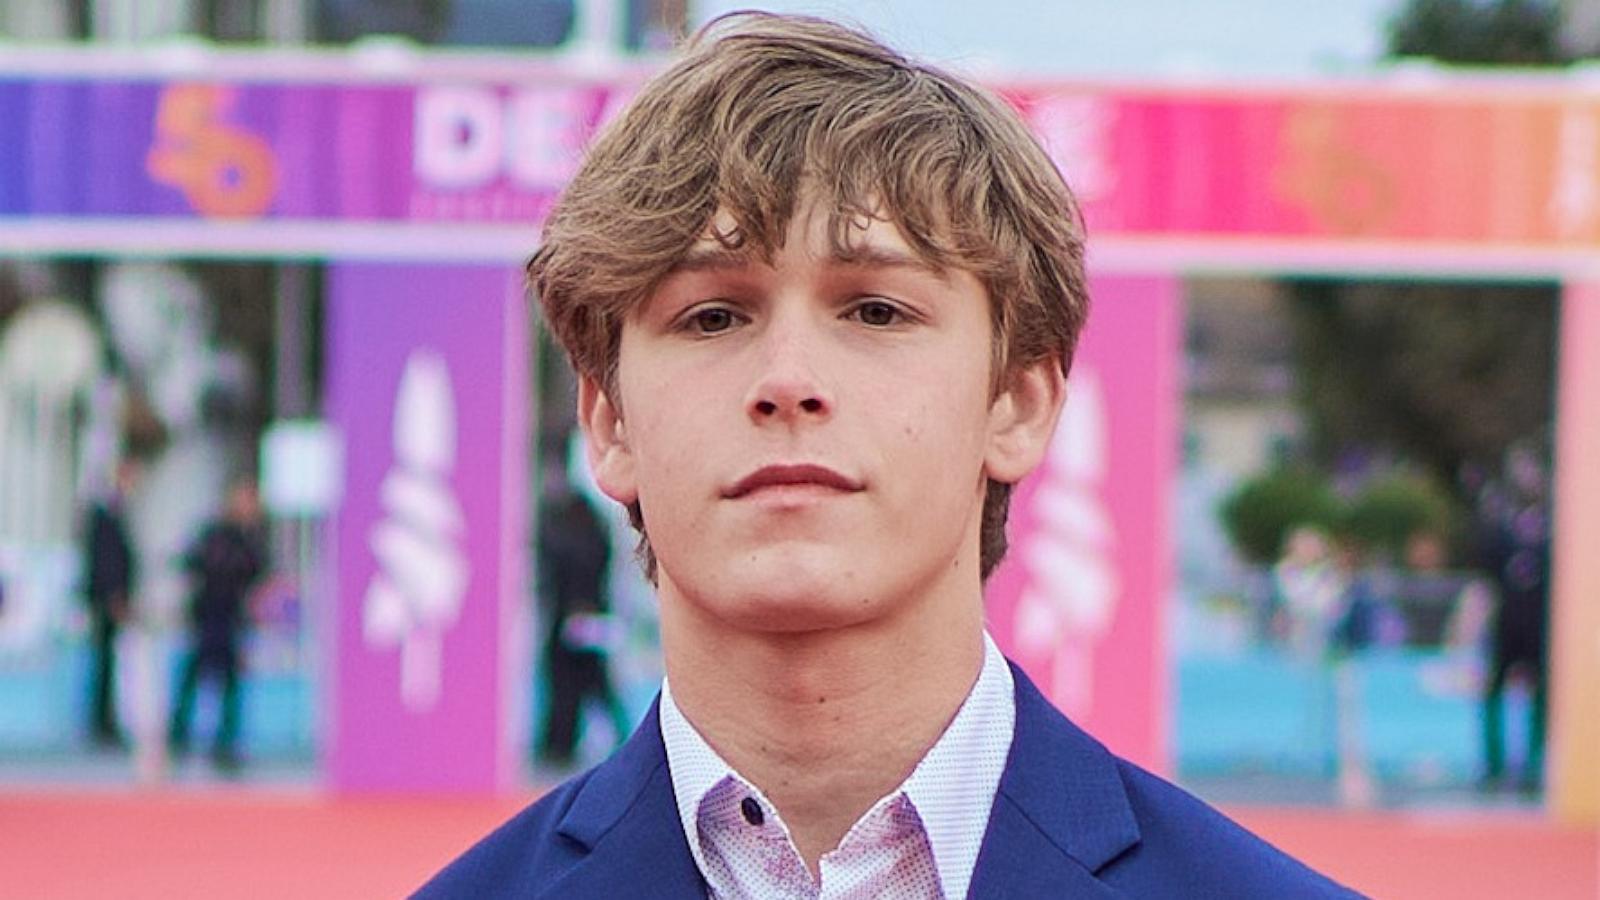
(1278, 3), (1578, 509)
(1389, 0), (1573, 65)
(1219, 467), (1342, 565)
(1284, 278), (1558, 494)
(1341, 472), (1458, 559)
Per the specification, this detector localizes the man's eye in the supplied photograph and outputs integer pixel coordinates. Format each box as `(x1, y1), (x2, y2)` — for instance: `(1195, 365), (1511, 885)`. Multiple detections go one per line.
(851, 300), (902, 327)
(688, 307), (737, 334)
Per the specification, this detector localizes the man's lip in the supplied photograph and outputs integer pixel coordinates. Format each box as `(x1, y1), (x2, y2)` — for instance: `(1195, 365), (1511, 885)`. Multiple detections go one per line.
(724, 464), (864, 499)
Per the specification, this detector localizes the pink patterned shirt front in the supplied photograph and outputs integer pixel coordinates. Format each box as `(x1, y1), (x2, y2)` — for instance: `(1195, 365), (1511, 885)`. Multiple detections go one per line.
(659, 634), (1016, 900)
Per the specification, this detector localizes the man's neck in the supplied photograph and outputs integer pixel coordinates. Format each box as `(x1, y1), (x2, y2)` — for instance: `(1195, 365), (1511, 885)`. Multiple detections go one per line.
(660, 578), (986, 874)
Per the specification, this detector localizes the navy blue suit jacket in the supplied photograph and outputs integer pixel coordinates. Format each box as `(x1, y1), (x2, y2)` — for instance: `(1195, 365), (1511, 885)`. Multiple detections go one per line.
(417, 663), (1363, 898)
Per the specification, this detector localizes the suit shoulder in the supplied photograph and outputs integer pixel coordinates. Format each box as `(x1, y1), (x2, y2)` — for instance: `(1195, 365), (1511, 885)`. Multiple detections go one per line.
(1108, 759), (1366, 898)
(410, 773), (593, 899)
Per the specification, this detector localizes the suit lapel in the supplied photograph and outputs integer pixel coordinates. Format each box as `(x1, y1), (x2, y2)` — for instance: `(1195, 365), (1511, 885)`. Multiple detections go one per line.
(543, 698), (707, 899)
(967, 663), (1141, 898)
(968, 794), (1125, 898)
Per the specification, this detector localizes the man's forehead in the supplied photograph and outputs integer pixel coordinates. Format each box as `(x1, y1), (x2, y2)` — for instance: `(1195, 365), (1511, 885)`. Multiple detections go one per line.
(676, 204), (948, 278)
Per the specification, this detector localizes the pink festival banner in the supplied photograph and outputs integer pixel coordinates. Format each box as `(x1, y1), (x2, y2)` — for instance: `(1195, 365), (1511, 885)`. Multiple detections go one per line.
(325, 264), (529, 793)
(3, 70), (1596, 252)
(985, 274), (1182, 775)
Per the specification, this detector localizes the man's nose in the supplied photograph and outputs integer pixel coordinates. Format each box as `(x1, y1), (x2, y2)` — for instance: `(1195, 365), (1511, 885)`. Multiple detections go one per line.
(745, 314), (833, 424)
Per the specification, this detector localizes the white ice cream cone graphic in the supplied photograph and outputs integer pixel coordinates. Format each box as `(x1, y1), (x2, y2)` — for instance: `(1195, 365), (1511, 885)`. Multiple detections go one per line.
(363, 350), (469, 712)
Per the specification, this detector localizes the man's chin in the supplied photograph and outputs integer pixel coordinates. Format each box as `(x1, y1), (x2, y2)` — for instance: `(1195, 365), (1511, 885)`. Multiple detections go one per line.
(690, 584), (873, 633)
(657, 545), (919, 633)
(675, 574), (887, 635)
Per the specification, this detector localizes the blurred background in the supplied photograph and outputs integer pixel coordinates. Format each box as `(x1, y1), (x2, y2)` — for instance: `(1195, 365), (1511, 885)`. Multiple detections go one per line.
(0, 1), (1597, 897)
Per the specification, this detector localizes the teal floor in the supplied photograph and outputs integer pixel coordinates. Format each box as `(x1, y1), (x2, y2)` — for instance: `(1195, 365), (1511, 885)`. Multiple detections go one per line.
(3, 639), (1531, 804)
(1176, 646), (1525, 791)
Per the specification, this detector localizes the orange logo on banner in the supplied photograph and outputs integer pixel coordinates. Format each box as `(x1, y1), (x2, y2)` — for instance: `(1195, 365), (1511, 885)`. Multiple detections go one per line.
(146, 84), (278, 218)
(1275, 107), (1397, 236)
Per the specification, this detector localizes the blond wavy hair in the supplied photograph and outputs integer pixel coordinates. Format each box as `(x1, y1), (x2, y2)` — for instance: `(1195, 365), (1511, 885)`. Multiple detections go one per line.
(532, 11), (1089, 580)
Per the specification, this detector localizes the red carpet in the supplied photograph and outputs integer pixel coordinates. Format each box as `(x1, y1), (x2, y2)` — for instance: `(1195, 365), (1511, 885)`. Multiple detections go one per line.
(0, 789), (528, 899)
(1230, 806), (1598, 900)
(1, 790), (1594, 898)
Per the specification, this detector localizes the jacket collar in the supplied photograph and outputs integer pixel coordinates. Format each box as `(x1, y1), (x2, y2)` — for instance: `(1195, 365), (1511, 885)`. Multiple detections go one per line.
(550, 662), (1141, 898)
(555, 696), (671, 849)
(548, 698), (705, 898)
(966, 662), (1141, 896)
(1003, 661), (1141, 868)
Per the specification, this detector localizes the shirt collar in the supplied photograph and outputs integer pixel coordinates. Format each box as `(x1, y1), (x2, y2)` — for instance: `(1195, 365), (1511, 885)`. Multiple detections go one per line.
(899, 632), (1015, 900)
(658, 633), (1015, 898)
(658, 675), (740, 883)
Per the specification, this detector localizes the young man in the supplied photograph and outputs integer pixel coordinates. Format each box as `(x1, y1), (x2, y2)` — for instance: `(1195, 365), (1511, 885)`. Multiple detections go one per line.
(420, 13), (1359, 899)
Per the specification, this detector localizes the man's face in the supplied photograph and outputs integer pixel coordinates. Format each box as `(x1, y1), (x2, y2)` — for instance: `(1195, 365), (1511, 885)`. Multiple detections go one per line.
(227, 483), (261, 526)
(115, 461), (142, 497)
(581, 194), (1060, 634)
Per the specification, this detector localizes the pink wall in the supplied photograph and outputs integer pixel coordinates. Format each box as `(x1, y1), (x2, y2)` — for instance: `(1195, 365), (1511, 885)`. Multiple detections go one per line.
(1550, 281), (1600, 822)
(985, 274), (1182, 774)
(325, 265), (529, 793)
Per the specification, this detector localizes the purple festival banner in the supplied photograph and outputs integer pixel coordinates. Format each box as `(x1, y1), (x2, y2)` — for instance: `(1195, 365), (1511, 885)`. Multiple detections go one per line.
(0, 76), (622, 223)
(326, 263), (529, 793)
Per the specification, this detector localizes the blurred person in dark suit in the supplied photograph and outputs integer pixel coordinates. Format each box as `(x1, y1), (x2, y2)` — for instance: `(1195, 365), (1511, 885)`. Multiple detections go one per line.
(1477, 443), (1551, 794)
(536, 458), (630, 768)
(81, 459), (141, 749)
(168, 478), (267, 772)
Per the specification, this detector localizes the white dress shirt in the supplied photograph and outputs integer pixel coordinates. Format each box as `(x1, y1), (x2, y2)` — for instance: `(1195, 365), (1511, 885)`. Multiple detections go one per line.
(660, 633), (1016, 900)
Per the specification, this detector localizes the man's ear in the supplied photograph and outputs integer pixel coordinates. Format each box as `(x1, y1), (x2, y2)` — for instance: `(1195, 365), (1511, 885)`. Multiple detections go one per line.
(984, 360), (1067, 484)
(577, 375), (638, 505)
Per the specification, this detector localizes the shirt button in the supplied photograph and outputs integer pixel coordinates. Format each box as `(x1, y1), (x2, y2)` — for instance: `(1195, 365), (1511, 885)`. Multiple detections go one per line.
(740, 796), (764, 826)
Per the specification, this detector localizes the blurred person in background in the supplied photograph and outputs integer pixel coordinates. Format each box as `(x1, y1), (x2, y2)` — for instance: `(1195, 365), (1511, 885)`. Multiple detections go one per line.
(1271, 526), (1344, 776)
(167, 477), (267, 773)
(1477, 441), (1551, 794)
(1406, 528), (1496, 743)
(1391, 529), (1449, 648)
(536, 456), (629, 769)
(1401, 529), (1490, 651)
(1273, 525), (1344, 658)
(81, 458), (141, 750)
(1328, 536), (1382, 806)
